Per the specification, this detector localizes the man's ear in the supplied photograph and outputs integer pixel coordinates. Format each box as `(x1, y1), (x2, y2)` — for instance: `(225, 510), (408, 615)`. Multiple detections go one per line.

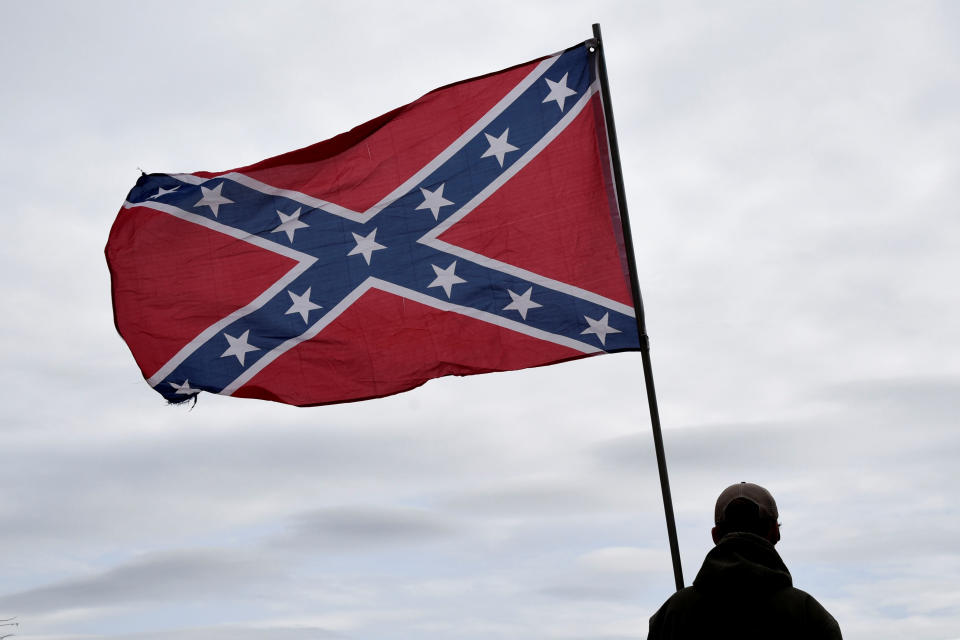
(712, 526), (721, 544)
(769, 522), (781, 545)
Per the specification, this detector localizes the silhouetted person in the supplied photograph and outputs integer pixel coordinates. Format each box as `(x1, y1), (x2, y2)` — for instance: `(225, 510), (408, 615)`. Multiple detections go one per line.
(648, 482), (842, 639)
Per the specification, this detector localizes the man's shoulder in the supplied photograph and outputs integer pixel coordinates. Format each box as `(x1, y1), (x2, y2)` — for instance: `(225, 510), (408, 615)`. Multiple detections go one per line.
(785, 586), (843, 636)
(648, 585), (842, 640)
(653, 585), (701, 612)
(647, 586), (707, 638)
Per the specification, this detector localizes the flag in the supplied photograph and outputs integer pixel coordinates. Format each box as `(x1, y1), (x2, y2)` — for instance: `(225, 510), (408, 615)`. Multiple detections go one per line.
(106, 40), (642, 406)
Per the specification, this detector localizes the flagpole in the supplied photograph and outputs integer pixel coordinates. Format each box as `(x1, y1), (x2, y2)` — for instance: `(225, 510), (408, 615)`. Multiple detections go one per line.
(591, 22), (685, 592)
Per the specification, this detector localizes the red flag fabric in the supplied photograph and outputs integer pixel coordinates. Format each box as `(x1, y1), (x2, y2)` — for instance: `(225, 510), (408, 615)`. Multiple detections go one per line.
(106, 41), (641, 406)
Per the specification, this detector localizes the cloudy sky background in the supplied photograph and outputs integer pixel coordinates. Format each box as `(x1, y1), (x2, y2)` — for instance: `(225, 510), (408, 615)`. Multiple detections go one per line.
(1, 1), (958, 638)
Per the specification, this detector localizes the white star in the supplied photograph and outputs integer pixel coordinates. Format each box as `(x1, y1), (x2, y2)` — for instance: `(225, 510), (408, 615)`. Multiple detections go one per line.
(428, 261), (466, 298)
(481, 129), (519, 167)
(542, 72), (577, 111)
(149, 185), (180, 199)
(272, 207), (309, 242)
(348, 228), (386, 265)
(286, 287), (322, 323)
(220, 329), (260, 366)
(416, 184), (454, 220)
(581, 312), (621, 346)
(194, 183), (234, 217)
(503, 287), (542, 320)
(169, 379), (199, 395)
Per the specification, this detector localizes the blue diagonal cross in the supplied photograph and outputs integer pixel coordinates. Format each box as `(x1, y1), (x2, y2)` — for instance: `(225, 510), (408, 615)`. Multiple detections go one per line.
(124, 44), (640, 402)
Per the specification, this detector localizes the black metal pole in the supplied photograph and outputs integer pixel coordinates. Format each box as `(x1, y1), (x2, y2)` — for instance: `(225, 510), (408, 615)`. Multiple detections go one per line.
(591, 22), (685, 592)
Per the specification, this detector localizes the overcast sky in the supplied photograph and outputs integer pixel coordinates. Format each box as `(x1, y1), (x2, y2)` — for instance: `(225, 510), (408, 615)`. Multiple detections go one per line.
(1, 1), (958, 639)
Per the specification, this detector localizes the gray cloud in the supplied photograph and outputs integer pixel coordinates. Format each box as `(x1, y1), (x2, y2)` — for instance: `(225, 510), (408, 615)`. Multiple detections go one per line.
(0, 417), (495, 551)
(817, 376), (960, 423)
(0, 549), (282, 615)
(83, 627), (340, 640)
(595, 375), (959, 475)
(439, 483), (612, 517)
(276, 506), (457, 550)
(538, 583), (639, 603)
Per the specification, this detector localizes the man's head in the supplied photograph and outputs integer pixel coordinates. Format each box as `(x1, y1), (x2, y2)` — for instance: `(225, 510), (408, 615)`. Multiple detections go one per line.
(711, 482), (780, 545)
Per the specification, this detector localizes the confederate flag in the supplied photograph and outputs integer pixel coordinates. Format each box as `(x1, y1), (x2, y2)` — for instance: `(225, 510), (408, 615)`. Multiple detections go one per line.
(106, 40), (641, 406)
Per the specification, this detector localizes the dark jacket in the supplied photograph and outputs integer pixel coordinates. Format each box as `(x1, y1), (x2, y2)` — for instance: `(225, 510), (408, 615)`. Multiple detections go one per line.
(648, 533), (841, 639)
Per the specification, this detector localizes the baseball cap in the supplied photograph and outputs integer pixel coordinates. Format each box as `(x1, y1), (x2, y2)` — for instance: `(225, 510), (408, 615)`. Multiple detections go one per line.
(714, 482), (778, 523)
